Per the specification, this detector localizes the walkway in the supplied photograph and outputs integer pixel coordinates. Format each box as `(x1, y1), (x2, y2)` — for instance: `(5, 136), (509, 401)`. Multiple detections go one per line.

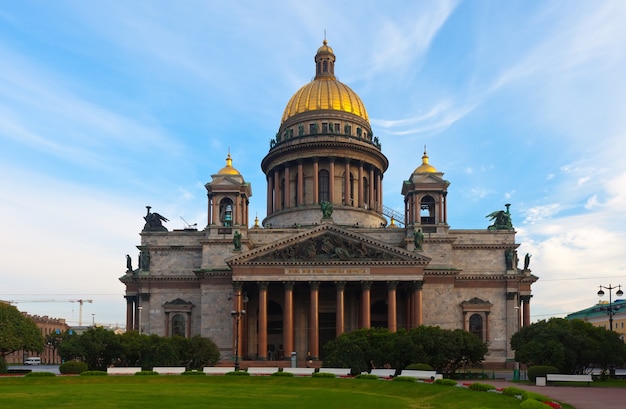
(487, 380), (625, 409)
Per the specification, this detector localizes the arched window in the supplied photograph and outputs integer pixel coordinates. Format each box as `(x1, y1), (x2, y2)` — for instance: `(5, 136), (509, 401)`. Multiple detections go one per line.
(420, 195), (436, 224)
(319, 170), (329, 202)
(349, 173), (355, 206)
(363, 177), (370, 208)
(219, 198), (234, 226)
(469, 314), (483, 341)
(323, 60), (328, 72)
(172, 314), (185, 337)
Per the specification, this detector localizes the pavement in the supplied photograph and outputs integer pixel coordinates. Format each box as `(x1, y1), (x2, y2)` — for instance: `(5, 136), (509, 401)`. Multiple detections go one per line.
(484, 380), (625, 409)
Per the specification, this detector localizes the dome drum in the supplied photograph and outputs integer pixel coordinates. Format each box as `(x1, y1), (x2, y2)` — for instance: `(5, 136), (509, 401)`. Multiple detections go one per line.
(262, 205), (387, 229)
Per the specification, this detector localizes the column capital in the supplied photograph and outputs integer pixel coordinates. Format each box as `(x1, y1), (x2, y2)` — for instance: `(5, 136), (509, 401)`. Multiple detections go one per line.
(411, 280), (424, 290)
(258, 281), (269, 291)
(335, 281), (346, 291)
(232, 282), (243, 292)
(520, 294), (533, 303)
(309, 281), (320, 291)
(387, 280), (399, 290)
(361, 281), (372, 290)
(283, 281), (295, 291)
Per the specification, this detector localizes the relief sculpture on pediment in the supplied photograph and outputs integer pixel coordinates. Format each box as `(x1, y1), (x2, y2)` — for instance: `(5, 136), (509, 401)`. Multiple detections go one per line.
(261, 233), (395, 261)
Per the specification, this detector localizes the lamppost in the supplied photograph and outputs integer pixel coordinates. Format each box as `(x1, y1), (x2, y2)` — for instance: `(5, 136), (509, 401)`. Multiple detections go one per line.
(138, 306), (143, 335)
(229, 291), (248, 371)
(597, 284), (623, 331)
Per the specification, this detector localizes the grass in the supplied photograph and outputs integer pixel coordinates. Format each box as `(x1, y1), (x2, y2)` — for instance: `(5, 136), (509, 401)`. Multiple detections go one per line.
(1, 375), (530, 409)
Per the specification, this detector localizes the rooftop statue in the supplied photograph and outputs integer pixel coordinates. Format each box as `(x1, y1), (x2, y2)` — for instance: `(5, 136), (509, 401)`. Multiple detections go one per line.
(486, 203), (514, 231)
(143, 206), (169, 232)
(320, 201), (333, 218)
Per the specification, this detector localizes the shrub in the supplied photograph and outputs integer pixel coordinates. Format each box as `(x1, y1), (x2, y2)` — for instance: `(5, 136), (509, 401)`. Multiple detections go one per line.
(0, 357), (7, 374)
(520, 399), (553, 409)
(134, 370), (159, 376)
(467, 382), (495, 391)
(502, 386), (526, 397)
(225, 371), (250, 376)
(522, 391), (550, 402)
(527, 365), (558, 382)
(80, 370), (107, 376)
(182, 370), (206, 376)
(405, 363), (434, 371)
(393, 376), (416, 382)
(434, 379), (457, 386)
(59, 361), (88, 375)
(355, 374), (379, 380)
(313, 372), (338, 378)
(25, 371), (55, 377)
(271, 371), (294, 377)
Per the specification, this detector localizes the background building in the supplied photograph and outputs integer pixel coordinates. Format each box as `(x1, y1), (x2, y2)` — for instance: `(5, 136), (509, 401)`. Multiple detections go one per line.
(120, 41), (538, 368)
(567, 299), (626, 342)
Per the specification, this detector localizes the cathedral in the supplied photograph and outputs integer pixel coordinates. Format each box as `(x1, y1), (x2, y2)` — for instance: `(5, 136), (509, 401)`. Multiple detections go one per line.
(120, 40), (537, 368)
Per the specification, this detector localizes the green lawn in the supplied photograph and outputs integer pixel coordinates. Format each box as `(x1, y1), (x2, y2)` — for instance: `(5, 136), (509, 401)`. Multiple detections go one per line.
(1, 375), (541, 409)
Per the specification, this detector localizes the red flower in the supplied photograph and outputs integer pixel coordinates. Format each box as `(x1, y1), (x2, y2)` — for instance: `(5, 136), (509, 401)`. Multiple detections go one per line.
(543, 401), (562, 409)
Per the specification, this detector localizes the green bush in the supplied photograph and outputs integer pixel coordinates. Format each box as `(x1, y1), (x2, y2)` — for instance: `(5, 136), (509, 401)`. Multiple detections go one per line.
(434, 379), (457, 386)
(527, 365), (558, 382)
(393, 376), (416, 382)
(355, 374), (379, 380)
(467, 382), (495, 391)
(271, 371), (294, 377)
(182, 370), (206, 376)
(134, 370), (159, 376)
(225, 371), (250, 376)
(520, 399), (552, 409)
(80, 370), (107, 376)
(522, 391), (550, 402)
(25, 371), (56, 377)
(405, 363), (434, 371)
(59, 361), (88, 375)
(313, 372), (338, 378)
(502, 386), (526, 397)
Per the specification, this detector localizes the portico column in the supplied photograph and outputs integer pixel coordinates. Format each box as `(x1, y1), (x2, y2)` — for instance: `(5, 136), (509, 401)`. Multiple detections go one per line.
(283, 282), (294, 358)
(361, 281), (372, 329)
(521, 295), (532, 327)
(232, 282), (245, 360)
(313, 158), (319, 204)
(309, 281), (320, 360)
(297, 160), (304, 206)
(387, 281), (398, 332)
(258, 282), (268, 360)
(335, 281), (346, 336)
(329, 157), (335, 203)
(125, 296), (135, 332)
(412, 281), (423, 327)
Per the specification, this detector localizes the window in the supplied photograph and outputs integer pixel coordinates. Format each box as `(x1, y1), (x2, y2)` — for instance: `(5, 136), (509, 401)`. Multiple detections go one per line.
(280, 178), (286, 209)
(469, 314), (483, 341)
(319, 170), (329, 202)
(172, 314), (185, 337)
(363, 177), (370, 207)
(420, 195), (436, 224)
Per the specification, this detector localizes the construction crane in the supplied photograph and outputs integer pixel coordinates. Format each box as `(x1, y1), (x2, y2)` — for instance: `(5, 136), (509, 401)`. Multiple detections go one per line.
(10, 299), (93, 326)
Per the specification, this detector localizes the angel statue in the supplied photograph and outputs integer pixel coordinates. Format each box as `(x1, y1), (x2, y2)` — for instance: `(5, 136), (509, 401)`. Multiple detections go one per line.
(486, 203), (514, 231)
(320, 201), (333, 218)
(143, 206), (169, 232)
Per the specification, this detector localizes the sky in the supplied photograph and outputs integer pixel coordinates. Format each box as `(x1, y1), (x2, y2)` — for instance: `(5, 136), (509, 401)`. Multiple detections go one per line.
(1, 0), (625, 329)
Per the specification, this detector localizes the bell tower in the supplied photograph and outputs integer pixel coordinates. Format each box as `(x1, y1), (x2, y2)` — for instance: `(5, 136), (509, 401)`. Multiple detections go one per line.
(205, 153), (252, 228)
(402, 149), (450, 234)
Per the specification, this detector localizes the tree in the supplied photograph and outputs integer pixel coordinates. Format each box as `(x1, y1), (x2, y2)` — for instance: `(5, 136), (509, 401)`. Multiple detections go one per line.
(58, 327), (123, 371)
(0, 303), (44, 360)
(511, 317), (626, 374)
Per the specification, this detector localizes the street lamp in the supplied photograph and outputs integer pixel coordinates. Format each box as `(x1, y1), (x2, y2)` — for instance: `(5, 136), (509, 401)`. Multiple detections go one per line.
(229, 291), (248, 371)
(597, 284), (624, 331)
(138, 306), (143, 335)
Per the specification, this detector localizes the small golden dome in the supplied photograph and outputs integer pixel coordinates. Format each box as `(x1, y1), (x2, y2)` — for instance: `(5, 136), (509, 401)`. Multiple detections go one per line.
(281, 40), (369, 124)
(217, 153), (241, 175)
(414, 149), (438, 173)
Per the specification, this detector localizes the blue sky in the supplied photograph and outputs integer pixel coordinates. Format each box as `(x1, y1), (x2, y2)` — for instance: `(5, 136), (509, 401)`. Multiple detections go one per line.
(1, 0), (625, 328)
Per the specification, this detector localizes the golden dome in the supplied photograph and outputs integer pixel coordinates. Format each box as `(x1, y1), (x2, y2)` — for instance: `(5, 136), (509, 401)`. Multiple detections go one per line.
(217, 153), (241, 175)
(281, 40), (369, 124)
(414, 149), (438, 173)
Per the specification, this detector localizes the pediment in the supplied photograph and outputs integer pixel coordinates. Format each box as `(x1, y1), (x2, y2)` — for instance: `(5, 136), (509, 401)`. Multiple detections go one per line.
(226, 224), (431, 266)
